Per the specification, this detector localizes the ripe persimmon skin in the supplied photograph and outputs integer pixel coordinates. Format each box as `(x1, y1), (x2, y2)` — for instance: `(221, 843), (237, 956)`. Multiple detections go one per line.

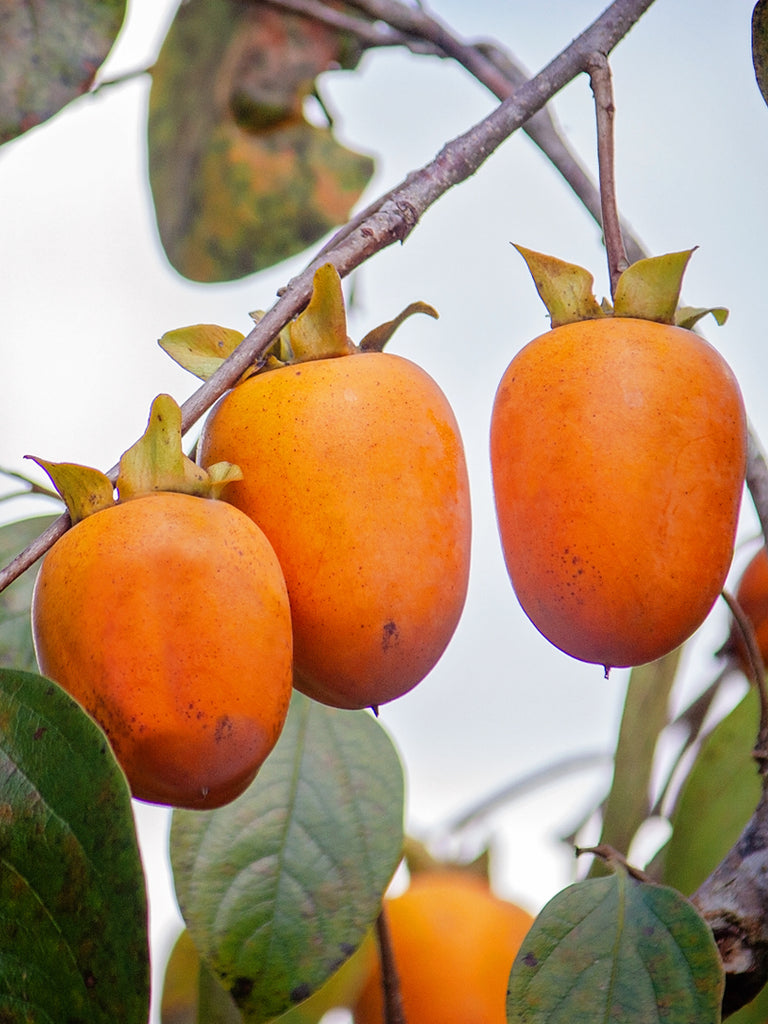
(31, 492), (293, 809)
(490, 317), (747, 670)
(722, 546), (768, 672)
(352, 871), (534, 1024)
(198, 351), (471, 710)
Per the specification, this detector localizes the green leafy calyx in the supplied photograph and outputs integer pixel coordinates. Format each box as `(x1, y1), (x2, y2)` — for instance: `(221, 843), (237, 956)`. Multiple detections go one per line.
(157, 263), (439, 381)
(29, 395), (241, 523)
(515, 244), (728, 330)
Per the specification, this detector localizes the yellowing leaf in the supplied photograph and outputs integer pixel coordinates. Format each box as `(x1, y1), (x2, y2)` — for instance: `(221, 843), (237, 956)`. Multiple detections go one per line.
(0, 0), (127, 145)
(25, 458), (114, 524)
(148, 0), (374, 283)
(159, 324), (246, 381)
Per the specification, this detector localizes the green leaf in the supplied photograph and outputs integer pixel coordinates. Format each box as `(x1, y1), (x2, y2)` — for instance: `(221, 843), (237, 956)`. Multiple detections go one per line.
(170, 691), (404, 1024)
(0, 0), (127, 145)
(613, 250), (694, 323)
(592, 650), (682, 874)
(148, 0), (374, 283)
(507, 870), (723, 1023)
(0, 668), (149, 1022)
(753, 0), (768, 108)
(662, 688), (762, 896)
(513, 245), (605, 327)
(0, 515), (57, 671)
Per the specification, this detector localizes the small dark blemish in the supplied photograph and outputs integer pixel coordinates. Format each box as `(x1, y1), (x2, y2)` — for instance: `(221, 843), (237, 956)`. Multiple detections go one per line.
(290, 982), (312, 1004)
(215, 716), (233, 742)
(382, 620), (400, 651)
(231, 977), (254, 1002)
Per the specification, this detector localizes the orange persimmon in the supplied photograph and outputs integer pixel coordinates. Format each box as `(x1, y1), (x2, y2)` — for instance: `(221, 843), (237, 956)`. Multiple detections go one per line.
(352, 871), (534, 1024)
(198, 350), (471, 710)
(490, 316), (747, 671)
(721, 545), (768, 673)
(31, 491), (293, 808)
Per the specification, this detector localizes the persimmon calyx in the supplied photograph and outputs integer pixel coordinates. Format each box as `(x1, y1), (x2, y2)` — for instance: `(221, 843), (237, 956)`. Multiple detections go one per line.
(515, 243), (728, 329)
(513, 244), (605, 327)
(157, 263), (439, 381)
(117, 394), (241, 501)
(158, 324), (248, 382)
(29, 396), (242, 523)
(25, 458), (114, 525)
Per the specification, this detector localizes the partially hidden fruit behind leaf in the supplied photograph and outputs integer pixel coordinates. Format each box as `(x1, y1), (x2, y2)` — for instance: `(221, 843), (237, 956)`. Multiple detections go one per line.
(720, 545), (768, 675)
(160, 927), (376, 1024)
(30, 397), (293, 809)
(191, 265), (471, 710)
(352, 871), (534, 1024)
(490, 248), (747, 671)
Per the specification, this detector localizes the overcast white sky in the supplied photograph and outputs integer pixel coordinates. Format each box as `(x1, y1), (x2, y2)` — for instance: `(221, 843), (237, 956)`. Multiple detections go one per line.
(2, 0), (767, 1019)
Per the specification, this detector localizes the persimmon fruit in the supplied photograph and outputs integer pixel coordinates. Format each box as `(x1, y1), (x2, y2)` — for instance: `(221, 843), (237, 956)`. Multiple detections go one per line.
(198, 350), (471, 710)
(352, 871), (534, 1024)
(721, 545), (768, 673)
(31, 491), (293, 809)
(490, 316), (747, 670)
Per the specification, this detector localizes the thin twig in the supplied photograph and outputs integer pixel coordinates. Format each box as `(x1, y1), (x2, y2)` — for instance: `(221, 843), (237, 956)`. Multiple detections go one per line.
(272, 0), (650, 265)
(433, 752), (610, 836)
(376, 908), (407, 1024)
(0, 0), (672, 594)
(586, 52), (629, 296)
(261, 0), (428, 50)
(723, 590), (768, 775)
(748, 426), (768, 546)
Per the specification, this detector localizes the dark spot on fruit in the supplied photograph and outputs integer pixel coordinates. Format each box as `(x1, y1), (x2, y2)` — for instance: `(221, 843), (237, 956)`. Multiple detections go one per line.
(33, 727), (47, 741)
(523, 951), (538, 968)
(215, 716), (233, 741)
(382, 620), (400, 650)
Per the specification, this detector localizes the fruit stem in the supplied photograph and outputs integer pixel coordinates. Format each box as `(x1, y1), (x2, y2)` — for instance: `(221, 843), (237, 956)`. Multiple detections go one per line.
(722, 590), (768, 779)
(587, 52), (629, 296)
(375, 907), (407, 1024)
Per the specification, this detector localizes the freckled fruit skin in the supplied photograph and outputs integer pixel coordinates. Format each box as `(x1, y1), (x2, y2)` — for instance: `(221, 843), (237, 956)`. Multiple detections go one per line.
(31, 492), (293, 809)
(198, 351), (471, 710)
(490, 317), (747, 670)
(352, 871), (534, 1024)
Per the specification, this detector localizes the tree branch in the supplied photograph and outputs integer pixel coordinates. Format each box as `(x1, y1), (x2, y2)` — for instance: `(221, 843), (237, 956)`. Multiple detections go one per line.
(0, 0), (658, 593)
(586, 52), (629, 295)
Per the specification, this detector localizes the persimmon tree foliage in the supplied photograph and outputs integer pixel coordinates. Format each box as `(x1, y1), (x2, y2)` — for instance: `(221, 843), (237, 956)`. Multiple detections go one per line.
(3, 1), (768, 1023)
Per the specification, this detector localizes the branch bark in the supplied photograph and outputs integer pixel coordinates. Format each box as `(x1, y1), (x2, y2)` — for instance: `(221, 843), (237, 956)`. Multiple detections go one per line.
(586, 52), (629, 294)
(0, 0), (658, 593)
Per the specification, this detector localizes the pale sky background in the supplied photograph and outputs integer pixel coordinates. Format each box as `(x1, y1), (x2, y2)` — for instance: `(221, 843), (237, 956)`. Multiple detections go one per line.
(2, 0), (767, 1020)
